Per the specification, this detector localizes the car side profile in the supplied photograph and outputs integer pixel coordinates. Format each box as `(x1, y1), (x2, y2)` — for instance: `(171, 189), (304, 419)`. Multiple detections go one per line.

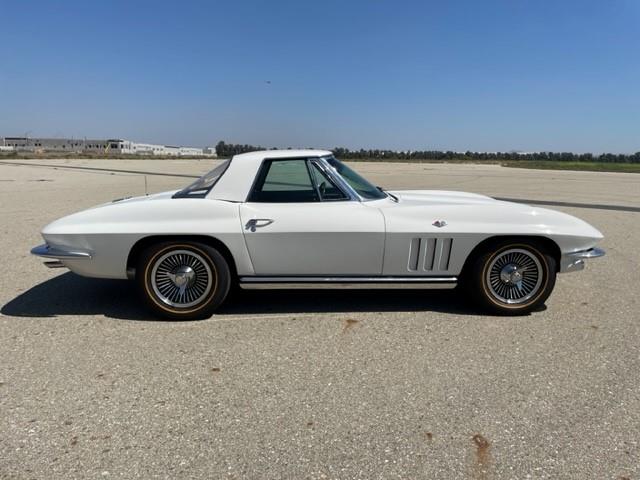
(32, 149), (605, 319)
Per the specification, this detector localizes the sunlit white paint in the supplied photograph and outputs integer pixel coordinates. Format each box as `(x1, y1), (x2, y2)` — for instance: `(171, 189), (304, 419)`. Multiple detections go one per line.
(34, 150), (604, 280)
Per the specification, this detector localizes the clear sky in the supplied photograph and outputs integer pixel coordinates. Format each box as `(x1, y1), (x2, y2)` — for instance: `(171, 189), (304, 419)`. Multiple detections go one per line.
(1, 0), (638, 153)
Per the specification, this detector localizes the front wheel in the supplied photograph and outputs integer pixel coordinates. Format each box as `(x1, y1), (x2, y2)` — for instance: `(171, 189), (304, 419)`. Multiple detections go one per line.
(137, 241), (231, 320)
(468, 240), (557, 315)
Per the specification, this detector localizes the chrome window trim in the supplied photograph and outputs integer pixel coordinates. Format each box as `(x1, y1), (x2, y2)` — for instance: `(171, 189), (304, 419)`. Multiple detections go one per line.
(173, 158), (231, 199)
(311, 158), (359, 202)
(245, 156), (306, 203)
(318, 155), (388, 202)
(244, 155), (379, 204)
(246, 156), (326, 203)
(245, 155), (361, 203)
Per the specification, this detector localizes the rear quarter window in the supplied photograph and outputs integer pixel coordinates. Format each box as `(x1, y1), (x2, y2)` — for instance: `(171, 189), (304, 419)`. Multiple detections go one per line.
(172, 159), (231, 198)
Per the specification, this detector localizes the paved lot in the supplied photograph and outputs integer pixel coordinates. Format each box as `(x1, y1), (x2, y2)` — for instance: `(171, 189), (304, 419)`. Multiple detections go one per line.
(0, 159), (638, 479)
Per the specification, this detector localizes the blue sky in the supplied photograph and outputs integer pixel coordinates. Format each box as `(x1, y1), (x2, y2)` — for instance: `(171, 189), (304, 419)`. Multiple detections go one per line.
(1, 0), (638, 153)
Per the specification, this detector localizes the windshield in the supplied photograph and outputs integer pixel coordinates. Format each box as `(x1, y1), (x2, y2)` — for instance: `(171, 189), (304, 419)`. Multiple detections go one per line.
(172, 159), (231, 198)
(325, 156), (387, 200)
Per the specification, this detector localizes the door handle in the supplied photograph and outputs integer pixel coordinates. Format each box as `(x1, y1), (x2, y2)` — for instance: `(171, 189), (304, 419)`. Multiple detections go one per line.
(245, 218), (274, 232)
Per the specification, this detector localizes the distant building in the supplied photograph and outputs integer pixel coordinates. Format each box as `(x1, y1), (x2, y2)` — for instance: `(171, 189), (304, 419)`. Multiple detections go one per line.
(1, 137), (216, 157)
(2, 137), (114, 153)
(203, 146), (217, 156)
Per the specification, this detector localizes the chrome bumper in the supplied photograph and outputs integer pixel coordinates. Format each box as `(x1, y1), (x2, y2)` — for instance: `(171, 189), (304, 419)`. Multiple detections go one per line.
(31, 244), (92, 268)
(560, 247), (605, 273)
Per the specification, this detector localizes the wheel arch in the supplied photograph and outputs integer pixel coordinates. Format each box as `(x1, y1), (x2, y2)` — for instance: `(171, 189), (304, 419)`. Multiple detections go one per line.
(459, 235), (561, 279)
(126, 235), (238, 280)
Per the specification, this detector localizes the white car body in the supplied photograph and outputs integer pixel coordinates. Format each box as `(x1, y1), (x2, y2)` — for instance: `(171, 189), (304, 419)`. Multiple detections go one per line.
(32, 149), (604, 290)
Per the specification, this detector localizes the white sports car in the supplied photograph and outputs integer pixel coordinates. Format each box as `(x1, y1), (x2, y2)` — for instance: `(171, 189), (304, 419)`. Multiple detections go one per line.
(32, 150), (605, 319)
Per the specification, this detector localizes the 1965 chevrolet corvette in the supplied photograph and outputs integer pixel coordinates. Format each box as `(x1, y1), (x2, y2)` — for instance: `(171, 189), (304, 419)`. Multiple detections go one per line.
(32, 150), (604, 319)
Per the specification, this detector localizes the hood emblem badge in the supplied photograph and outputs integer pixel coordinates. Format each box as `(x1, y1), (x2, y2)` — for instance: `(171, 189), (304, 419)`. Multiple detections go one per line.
(432, 220), (447, 228)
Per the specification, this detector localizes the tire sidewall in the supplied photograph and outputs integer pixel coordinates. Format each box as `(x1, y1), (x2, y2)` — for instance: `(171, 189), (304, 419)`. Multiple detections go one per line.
(137, 242), (230, 320)
(472, 241), (556, 315)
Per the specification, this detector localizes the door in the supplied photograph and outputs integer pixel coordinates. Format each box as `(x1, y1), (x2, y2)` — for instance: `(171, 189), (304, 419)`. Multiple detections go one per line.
(240, 158), (385, 275)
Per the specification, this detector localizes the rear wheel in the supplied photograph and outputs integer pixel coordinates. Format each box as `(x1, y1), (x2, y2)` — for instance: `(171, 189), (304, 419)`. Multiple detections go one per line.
(468, 240), (556, 315)
(137, 241), (230, 320)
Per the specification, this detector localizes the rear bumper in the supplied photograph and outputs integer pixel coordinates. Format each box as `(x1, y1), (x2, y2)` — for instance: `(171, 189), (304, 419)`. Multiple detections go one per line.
(560, 247), (605, 273)
(31, 244), (92, 268)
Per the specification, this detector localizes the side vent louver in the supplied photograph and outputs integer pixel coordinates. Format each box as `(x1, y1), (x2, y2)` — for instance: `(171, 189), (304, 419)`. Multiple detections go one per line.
(407, 237), (453, 272)
(408, 238), (421, 271)
(438, 238), (452, 271)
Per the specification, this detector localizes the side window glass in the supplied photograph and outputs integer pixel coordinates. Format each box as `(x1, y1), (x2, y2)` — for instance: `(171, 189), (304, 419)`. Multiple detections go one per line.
(250, 159), (319, 202)
(309, 163), (348, 201)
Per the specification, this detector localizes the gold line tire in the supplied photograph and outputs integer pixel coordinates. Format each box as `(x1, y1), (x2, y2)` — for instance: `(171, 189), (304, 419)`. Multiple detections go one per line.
(468, 240), (557, 315)
(136, 241), (231, 320)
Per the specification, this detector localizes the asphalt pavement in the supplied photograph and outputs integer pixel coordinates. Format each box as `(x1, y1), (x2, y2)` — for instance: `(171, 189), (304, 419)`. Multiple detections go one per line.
(1, 159), (638, 479)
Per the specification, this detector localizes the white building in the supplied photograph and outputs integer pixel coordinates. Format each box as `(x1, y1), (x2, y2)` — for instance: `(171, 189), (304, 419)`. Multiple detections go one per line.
(0, 137), (216, 157)
(116, 140), (213, 156)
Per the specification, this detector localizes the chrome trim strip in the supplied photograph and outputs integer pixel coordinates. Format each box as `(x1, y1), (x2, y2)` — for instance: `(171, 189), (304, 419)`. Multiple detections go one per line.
(240, 276), (457, 283)
(560, 247), (605, 273)
(315, 157), (362, 201)
(31, 244), (92, 260)
(239, 276), (458, 290)
(568, 247), (606, 259)
(240, 283), (457, 290)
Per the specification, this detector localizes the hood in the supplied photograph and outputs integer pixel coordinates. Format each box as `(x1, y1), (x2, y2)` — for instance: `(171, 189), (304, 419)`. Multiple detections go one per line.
(389, 189), (499, 206)
(382, 189), (604, 249)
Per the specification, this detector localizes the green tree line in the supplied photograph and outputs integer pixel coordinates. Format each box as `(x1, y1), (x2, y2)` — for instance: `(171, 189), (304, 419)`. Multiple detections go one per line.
(216, 141), (640, 163)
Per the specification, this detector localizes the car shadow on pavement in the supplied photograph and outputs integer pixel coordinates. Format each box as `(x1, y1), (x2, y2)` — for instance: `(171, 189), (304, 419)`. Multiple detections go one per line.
(2, 271), (477, 321)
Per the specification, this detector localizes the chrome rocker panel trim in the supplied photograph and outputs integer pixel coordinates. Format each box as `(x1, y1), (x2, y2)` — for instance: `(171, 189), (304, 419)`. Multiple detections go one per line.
(239, 276), (458, 290)
(31, 244), (93, 260)
(560, 247), (605, 273)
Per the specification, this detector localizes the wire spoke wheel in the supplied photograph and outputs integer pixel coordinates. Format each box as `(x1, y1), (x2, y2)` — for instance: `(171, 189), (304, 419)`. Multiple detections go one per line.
(150, 249), (213, 308)
(485, 248), (543, 305)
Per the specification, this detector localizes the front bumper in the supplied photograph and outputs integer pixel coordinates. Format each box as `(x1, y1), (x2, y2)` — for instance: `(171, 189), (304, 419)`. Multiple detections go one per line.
(560, 247), (605, 273)
(31, 244), (92, 268)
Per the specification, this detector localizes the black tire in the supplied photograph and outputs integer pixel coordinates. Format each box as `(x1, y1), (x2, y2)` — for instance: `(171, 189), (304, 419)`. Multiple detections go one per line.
(467, 240), (557, 315)
(136, 241), (231, 320)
